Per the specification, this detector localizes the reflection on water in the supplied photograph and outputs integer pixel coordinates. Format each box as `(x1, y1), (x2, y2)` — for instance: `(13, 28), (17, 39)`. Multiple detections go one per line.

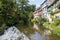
(33, 23), (39, 30)
(30, 31), (42, 40)
(17, 24), (60, 40)
(0, 24), (60, 40)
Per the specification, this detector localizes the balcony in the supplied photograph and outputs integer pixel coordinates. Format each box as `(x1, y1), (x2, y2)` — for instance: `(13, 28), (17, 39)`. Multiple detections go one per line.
(48, 10), (53, 14)
(48, 6), (60, 15)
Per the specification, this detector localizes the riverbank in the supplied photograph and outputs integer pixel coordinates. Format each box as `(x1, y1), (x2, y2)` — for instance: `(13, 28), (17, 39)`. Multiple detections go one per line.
(43, 22), (60, 37)
(17, 25), (60, 40)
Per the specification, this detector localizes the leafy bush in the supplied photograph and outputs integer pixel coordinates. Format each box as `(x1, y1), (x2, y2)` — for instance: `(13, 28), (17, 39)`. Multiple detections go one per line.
(44, 18), (60, 36)
(53, 18), (60, 26)
(31, 18), (38, 23)
(0, 0), (36, 35)
(0, 23), (7, 35)
(38, 18), (47, 25)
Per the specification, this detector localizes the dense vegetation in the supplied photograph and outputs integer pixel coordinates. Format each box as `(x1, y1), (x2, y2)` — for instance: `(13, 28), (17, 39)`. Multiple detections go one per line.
(32, 17), (60, 37)
(32, 17), (46, 25)
(0, 0), (35, 35)
(44, 18), (60, 36)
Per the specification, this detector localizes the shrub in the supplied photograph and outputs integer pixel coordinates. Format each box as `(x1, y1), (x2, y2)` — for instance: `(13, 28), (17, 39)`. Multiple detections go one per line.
(31, 18), (38, 23)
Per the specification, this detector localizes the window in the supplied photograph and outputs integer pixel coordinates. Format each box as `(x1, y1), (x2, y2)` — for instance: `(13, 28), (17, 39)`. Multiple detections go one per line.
(55, 16), (59, 18)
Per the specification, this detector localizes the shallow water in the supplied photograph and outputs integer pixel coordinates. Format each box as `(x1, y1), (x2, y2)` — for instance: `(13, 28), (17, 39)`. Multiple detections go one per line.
(1, 25), (60, 40)
(17, 24), (60, 40)
(29, 31), (43, 40)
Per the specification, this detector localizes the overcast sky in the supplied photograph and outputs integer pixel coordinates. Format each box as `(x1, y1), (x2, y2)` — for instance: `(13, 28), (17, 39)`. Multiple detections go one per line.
(29, 0), (45, 8)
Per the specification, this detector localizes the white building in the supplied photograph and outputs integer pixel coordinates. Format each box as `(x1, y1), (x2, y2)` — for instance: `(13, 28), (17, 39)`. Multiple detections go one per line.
(33, 8), (42, 20)
(0, 26), (29, 40)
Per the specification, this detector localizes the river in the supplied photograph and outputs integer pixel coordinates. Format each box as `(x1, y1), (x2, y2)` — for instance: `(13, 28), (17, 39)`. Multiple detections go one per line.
(0, 24), (60, 40)
(17, 24), (60, 40)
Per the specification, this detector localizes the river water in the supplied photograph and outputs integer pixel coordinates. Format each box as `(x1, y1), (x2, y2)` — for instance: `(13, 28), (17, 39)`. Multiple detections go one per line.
(0, 25), (60, 40)
(17, 24), (60, 40)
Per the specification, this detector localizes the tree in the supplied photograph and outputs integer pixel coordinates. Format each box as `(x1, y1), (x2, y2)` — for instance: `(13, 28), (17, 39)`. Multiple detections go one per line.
(16, 0), (36, 25)
(0, 0), (36, 26)
(0, 0), (36, 35)
(38, 18), (47, 25)
(1, 0), (18, 26)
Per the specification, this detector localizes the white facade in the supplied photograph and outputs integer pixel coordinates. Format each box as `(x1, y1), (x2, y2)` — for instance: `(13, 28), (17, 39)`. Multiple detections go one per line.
(54, 13), (60, 19)
(40, 0), (49, 20)
(42, 7), (49, 19)
(0, 26), (29, 40)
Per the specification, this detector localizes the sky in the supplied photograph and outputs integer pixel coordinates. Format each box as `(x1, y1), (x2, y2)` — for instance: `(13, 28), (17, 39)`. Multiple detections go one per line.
(29, 0), (45, 8)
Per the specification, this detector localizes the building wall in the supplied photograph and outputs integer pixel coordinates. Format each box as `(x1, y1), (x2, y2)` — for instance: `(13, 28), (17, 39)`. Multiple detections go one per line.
(54, 12), (60, 19)
(33, 9), (42, 20)
(47, 0), (60, 23)
(33, 0), (60, 23)
(41, 0), (49, 20)
(47, 0), (55, 6)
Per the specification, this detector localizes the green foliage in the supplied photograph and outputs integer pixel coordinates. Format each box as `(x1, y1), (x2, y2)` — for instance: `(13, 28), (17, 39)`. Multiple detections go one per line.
(0, 23), (7, 35)
(0, 0), (36, 35)
(53, 18), (60, 26)
(0, 0), (35, 26)
(44, 18), (60, 36)
(49, 23), (60, 36)
(43, 22), (50, 26)
(50, 19), (60, 36)
(53, 27), (60, 36)
(38, 17), (47, 25)
(32, 17), (47, 25)
(31, 18), (38, 23)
